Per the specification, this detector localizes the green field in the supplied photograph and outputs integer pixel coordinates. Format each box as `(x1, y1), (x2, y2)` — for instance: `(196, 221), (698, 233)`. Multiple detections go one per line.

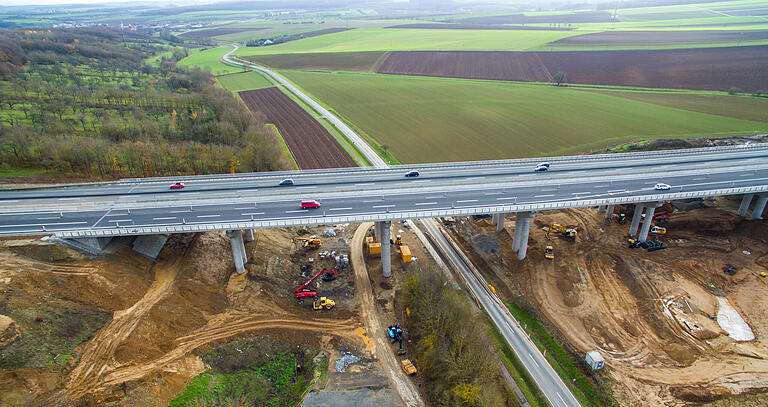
(234, 28), (583, 56)
(178, 46), (244, 75)
(281, 70), (767, 163)
(215, 71), (273, 91)
(244, 51), (387, 72)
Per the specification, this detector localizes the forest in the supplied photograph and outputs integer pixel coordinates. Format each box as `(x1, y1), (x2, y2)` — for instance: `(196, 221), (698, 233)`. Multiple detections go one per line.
(0, 28), (287, 180)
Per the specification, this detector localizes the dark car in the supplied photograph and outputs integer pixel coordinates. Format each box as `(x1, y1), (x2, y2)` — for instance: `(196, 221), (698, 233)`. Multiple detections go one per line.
(405, 171), (420, 177)
(279, 179), (294, 186)
(534, 166), (548, 172)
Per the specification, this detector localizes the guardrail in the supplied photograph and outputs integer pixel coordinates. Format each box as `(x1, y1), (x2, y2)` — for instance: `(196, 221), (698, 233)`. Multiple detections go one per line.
(52, 185), (768, 238)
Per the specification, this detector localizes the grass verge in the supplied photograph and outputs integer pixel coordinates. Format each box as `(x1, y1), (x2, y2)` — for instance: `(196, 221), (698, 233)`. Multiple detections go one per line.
(266, 123), (299, 170)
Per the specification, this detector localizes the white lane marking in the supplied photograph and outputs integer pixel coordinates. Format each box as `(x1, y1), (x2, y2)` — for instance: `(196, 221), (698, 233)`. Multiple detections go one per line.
(528, 353), (540, 368)
(466, 176), (485, 180)
(414, 202), (437, 206)
(183, 192), (201, 195)
(152, 217), (176, 221)
(557, 393), (566, 406)
(296, 186), (316, 189)
(234, 207), (254, 210)
(285, 210), (306, 213)
(372, 204), (396, 208)
(354, 183), (374, 187)
(108, 219), (132, 223)
(484, 192), (503, 195)
(411, 180), (430, 183)
(539, 189), (557, 192)
(607, 189), (625, 193)
(534, 194), (555, 198)
(425, 195), (444, 199)
(329, 207), (352, 211)
(572, 192), (591, 195)
(57, 197), (80, 201)
(363, 199), (382, 203)
(241, 212), (264, 216)
(497, 197), (516, 200)
(36, 216), (61, 220)
(1, 200), (19, 203)
(196, 214), (220, 218)
(0, 221), (88, 228)
(455, 199), (478, 203)
(692, 177), (707, 181)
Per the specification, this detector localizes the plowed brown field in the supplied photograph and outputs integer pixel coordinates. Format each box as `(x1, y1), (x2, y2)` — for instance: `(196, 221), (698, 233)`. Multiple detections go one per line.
(553, 30), (768, 44)
(375, 46), (768, 92)
(239, 87), (356, 169)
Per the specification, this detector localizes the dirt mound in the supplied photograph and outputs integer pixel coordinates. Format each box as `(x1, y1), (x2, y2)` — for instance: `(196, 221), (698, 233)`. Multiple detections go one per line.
(1, 239), (89, 263)
(670, 386), (731, 402)
(0, 315), (19, 347)
(668, 209), (742, 234)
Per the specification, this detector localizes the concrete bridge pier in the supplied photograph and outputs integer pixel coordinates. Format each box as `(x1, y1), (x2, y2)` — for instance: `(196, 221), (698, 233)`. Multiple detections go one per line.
(638, 202), (662, 242)
(738, 193), (754, 217)
(517, 212), (535, 260)
(226, 230), (247, 274)
(244, 229), (255, 242)
(628, 203), (646, 236)
(512, 213), (523, 252)
(605, 204), (615, 220)
(496, 213), (506, 232)
(376, 221), (392, 278)
(750, 194), (768, 220)
(491, 213), (500, 226)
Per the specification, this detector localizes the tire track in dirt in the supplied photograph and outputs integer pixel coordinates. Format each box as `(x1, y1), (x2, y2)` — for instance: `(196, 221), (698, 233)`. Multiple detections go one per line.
(351, 222), (424, 407)
(97, 313), (358, 389)
(61, 246), (190, 402)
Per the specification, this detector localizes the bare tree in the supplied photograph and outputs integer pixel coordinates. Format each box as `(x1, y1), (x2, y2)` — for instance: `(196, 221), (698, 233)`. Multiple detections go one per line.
(554, 72), (567, 86)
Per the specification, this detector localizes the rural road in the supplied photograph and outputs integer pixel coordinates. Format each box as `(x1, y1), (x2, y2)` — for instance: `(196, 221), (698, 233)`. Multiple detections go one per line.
(351, 222), (424, 407)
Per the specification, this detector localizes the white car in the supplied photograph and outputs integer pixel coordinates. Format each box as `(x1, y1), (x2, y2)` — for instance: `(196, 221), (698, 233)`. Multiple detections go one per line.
(654, 183), (671, 191)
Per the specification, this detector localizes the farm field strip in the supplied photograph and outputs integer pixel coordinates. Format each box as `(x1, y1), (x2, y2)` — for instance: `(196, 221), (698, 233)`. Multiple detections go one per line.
(280, 70), (766, 164)
(238, 87), (357, 169)
(178, 46), (243, 75)
(373, 47), (768, 92)
(215, 71), (273, 92)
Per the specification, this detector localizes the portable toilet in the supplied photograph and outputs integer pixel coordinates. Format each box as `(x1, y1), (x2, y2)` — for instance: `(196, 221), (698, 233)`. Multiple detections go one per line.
(585, 350), (604, 370)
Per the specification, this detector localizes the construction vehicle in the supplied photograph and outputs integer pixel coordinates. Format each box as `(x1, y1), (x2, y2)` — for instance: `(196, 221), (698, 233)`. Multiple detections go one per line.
(544, 245), (554, 260)
(335, 253), (349, 269)
(321, 268), (339, 281)
(724, 266), (736, 275)
(399, 245), (412, 263)
(627, 238), (641, 249)
(365, 236), (381, 255)
(650, 226), (667, 235)
(545, 223), (578, 240)
(395, 235), (403, 246)
(614, 213), (627, 224)
(312, 297), (335, 310)
(401, 359), (417, 375)
(387, 325), (407, 355)
(641, 240), (666, 251)
(295, 268), (326, 299)
(295, 235), (321, 250)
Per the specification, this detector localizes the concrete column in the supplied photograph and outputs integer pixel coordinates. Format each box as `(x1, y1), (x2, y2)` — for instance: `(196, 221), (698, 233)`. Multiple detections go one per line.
(491, 213), (499, 226)
(496, 213), (506, 232)
(517, 212), (535, 260)
(378, 221), (392, 278)
(605, 204), (615, 220)
(374, 222), (382, 242)
(512, 213), (523, 252)
(638, 206), (657, 242)
(629, 203), (645, 236)
(226, 230), (247, 274)
(597, 205), (605, 213)
(738, 194), (754, 217)
(244, 229), (255, 242)
(750, 194), (768, 220)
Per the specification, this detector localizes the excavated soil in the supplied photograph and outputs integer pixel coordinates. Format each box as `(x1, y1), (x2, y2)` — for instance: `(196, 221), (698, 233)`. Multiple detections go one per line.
(0, 226), (368, 406)
(447, 200), (768, 406)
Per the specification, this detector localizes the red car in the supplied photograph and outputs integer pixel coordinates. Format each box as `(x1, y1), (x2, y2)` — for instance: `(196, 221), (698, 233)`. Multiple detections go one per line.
(170, 182), (185, 190)
(300, 200), (321, 209)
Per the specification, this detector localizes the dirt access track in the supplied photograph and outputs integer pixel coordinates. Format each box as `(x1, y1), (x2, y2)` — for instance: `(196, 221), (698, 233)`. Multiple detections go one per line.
(239, 87), (357, 169)
(376, 46), (768, 92)
(448, 202), (768, 405)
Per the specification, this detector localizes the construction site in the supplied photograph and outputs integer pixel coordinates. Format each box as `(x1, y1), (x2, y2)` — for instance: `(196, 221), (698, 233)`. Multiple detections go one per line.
(1, 194), (768, 406)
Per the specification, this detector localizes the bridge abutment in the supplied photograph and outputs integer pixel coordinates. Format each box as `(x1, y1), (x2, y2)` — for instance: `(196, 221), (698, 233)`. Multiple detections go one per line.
(226, 230), (247, 274)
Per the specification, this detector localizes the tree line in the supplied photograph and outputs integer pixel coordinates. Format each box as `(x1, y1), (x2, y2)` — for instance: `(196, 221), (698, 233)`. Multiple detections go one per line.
(0, 28), (288, 179)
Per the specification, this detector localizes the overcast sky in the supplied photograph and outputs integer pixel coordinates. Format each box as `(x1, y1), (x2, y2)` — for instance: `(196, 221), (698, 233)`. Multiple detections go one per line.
(3, 0), (180, 6)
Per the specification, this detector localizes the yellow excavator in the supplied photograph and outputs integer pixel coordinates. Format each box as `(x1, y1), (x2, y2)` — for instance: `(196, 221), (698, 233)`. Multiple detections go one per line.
(295, 235), (321, 249)
(545, 223), (578, 240)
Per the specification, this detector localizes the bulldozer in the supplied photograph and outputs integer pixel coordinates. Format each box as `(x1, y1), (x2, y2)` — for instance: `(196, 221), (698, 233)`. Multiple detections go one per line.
(312, 297), (335, 310)
(295, 235), (321, 250)
(394, 235), (403, 246)
(545, 223), (578, 240)
(544, 246), (554, 260)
